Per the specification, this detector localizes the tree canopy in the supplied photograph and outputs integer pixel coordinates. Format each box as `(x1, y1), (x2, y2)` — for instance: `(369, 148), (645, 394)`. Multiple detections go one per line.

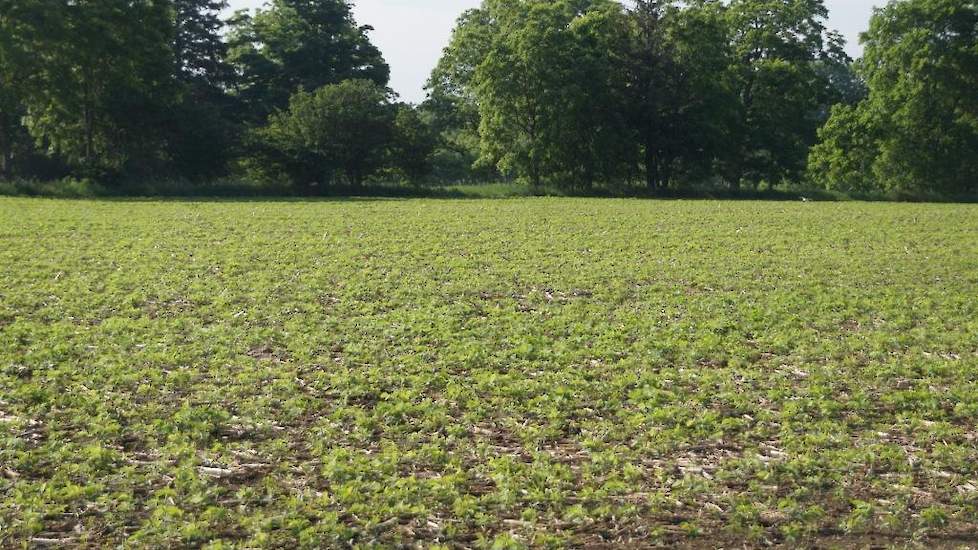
(0, 0), (974, 197)
(6, 0), (175, 177)
(227, 0), (390, 121)
(809, 0), (978, 194)
(260, 79), (396, 188)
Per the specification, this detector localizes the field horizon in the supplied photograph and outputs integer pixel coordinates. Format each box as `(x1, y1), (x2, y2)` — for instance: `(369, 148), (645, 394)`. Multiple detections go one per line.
(5, 179), (978, 205)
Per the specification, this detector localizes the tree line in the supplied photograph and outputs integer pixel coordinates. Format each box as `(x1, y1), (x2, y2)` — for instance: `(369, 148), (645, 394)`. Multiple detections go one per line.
(0, 0), (975, 195)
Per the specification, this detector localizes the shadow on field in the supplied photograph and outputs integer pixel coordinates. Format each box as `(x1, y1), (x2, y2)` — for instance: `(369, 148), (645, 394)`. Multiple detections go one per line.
(3, 178), (978, 203)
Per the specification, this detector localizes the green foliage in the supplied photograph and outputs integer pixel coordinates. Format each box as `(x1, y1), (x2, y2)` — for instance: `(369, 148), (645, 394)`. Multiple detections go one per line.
(0, 72), (53, 179)
(172, 0), (230, 88)
(260, 80), (396, 188)
(423, 8), (498, 183)
(226, 0), (389, 121)
(0, 0), (48, 178)
(165, 0), (241, 181)
(473, 0), (632, 188)
(2, 0), (392, 183)
(808, 0), (978, 194)
(12, 0), (177, 178)
(2, 197), (977, 546)
(0, 0), (973, 195)
(624, 0), (739, 189)
(807, 103), (881, 193)
(0, 0), (241, 182)
(725, 0), (851, 187)
(0, 46), (19, 177)
(390, 105), (439, 184)
(431, 0), (856, 191)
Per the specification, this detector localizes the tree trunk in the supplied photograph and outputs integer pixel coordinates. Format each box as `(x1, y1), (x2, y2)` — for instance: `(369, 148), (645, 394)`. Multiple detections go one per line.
(529, 157), (541, 189)
(0, 125), (9, 179)
(80, 63), (103, 177)
(83, 98), (95, 175)
(644, 134), (659, 192)
(350, 169), (363, 191)
(660, 158), (671, 192)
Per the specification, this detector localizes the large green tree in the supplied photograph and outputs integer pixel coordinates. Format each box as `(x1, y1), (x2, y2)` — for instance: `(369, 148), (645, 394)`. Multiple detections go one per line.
(11, 0), (176, 177)
(624, 0), (739, 190)
(725, 0), (850, 187)
(436, 0), (847, 191)
(809, 0), (978, 194)
(227, 0), (389, 121)
(390, 105), (438, 184)
(561, 3), (635, 187)
(0, 0), (63, 178)
(473, 0), (632, 188)
(260, 79), (396, 188)
(173, 0), (229, 87)
(166, 0), (240, 179)
(623, 0), (673, 191)
(0, 0), (239, 180)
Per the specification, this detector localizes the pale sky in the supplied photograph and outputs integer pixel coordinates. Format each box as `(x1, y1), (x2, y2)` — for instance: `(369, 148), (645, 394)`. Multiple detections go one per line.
(226, 0), (880, 103)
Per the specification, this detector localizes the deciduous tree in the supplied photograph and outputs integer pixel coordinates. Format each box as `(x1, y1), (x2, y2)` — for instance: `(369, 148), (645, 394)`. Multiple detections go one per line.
(227, 0), (389, 121)
(390, 105), (438, 184)
(261, 79), (395, 188)
(13, 0), (176, 177)
(424, 7), (495, 181)
(474, 0), (631, 188)
(810, 0), (978, 194)
(167, 0), (240, 179)
(726, 0), (849, 187)
(624, 0), (738, 190)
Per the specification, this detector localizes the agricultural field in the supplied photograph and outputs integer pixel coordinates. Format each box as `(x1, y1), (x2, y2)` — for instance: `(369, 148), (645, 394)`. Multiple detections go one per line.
(1, 197), (977, 548)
